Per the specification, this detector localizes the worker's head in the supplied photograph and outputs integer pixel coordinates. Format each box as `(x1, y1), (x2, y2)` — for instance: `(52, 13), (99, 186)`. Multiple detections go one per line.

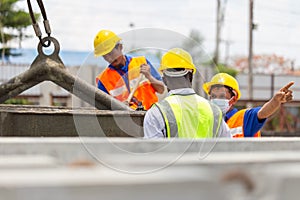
(94, 30), (123, 66)
(159, 48), (196, 91)
(202, 73), (241, 113)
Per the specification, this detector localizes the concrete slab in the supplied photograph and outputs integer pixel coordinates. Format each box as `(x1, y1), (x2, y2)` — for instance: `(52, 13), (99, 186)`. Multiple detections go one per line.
(1, 137), (300, 160)
(0, 166), (228, 200)
(0, 155), (58, 169)
(0, 138), (299, 199)
(0, 105), (144, 137)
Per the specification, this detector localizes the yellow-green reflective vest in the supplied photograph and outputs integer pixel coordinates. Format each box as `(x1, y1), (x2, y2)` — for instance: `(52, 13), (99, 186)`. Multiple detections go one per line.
(155, 94), (223, 138)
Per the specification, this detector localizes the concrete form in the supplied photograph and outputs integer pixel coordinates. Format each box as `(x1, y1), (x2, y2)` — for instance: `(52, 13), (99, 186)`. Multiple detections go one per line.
(0, 105), (143, 137)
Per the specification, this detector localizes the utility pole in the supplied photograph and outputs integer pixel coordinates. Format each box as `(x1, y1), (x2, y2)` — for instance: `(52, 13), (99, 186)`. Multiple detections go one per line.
(214, 0), (221, 65)
(224, 40), (233, 65)
(214, 0), (228, 66)
(248, 0), (254, 100)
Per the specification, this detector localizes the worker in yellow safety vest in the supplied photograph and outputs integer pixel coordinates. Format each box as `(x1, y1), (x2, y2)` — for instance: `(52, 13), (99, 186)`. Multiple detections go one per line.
(203, 73), (294, 137)
(143, 48), (231, 138)
(94, 30), (164, 110)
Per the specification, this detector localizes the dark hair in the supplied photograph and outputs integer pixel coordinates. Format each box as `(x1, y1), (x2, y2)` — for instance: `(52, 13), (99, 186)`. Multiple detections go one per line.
(210, 84), (235, 97)
(166, 68), (186, 72)
(114, 43), (121, 49)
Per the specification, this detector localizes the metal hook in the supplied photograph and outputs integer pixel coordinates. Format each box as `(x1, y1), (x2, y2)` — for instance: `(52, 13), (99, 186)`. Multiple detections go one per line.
(37, 36), (60, 57)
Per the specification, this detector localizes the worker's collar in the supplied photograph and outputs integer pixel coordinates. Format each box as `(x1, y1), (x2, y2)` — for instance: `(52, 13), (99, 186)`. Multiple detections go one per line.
(225, 108), (238, 122)
(168, 88), (196, 96)
(108, 55), (131, 73)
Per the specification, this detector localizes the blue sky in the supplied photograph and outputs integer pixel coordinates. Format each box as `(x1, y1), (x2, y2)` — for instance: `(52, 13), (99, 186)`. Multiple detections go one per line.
(15, 0), (300, 67)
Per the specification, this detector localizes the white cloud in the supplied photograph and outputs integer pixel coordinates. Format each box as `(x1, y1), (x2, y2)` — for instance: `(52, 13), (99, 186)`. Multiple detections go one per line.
(16, 0), (300, 66)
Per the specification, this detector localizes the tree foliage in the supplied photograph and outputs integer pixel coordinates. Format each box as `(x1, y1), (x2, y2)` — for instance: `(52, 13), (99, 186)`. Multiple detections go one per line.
(0, 0), (39, 62)
(4, 98), (31, 105)
(215, 63), (238, 77)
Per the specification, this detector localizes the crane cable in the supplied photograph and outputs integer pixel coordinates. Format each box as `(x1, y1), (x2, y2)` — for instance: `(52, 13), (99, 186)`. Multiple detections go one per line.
(27, 0), (52, 47)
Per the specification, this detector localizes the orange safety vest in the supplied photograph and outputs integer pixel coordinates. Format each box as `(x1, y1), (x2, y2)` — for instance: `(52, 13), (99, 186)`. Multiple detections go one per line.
(226, 109), (261, 138)
(96, 56), (158, 110)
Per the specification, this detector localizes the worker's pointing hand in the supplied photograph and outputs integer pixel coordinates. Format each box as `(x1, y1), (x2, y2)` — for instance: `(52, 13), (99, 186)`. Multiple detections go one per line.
(280, 81), (294, 92)
(274, 81), (294, 103)
(140, 64), (151, 79)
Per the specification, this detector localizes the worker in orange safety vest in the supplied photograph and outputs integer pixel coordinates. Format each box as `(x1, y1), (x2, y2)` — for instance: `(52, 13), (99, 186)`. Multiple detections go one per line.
(203, 73), (294, 137)
(94, 30), (164, 110)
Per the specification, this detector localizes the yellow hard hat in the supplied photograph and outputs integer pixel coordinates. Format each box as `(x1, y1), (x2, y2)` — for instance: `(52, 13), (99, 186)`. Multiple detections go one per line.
(202, 73), (241, 99)
(93, 30), (121, 57)
(159, 48), (196, 73)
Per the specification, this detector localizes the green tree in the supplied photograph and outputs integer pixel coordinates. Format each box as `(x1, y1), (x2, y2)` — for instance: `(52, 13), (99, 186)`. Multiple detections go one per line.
(4, 98), (31, 105)
(0, 0), (39, 63)
(215, 63), (238, 77)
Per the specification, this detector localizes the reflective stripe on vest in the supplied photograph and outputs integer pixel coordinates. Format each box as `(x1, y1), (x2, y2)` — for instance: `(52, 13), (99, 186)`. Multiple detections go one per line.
(109, 85), (127, 97)
(96, 56), (158, 110)
(230, 126), (244, 137)
(226, 109), (261, 137)
(156, 94), (223, 138)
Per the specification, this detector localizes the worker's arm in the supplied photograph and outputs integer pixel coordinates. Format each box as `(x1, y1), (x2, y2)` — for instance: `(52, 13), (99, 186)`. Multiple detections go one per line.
(218, 120), (232, 138)
(143, 106), (166, 138)
(257, 81), (294, 120)
(244, 107), (266, 137)
(140, 64), (165, 94)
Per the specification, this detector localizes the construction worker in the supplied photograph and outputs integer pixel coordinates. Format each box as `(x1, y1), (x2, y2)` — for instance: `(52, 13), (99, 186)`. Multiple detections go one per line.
(94, 30), (164, 110)
(203, 73), (294, 137)
(143, 48), (231, 138)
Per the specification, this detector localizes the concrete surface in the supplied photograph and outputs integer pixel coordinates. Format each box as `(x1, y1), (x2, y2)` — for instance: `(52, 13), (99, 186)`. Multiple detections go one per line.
(0, 105), (144, 137)
(0, 137), (300, 200)
(0, 138), (300, 199)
